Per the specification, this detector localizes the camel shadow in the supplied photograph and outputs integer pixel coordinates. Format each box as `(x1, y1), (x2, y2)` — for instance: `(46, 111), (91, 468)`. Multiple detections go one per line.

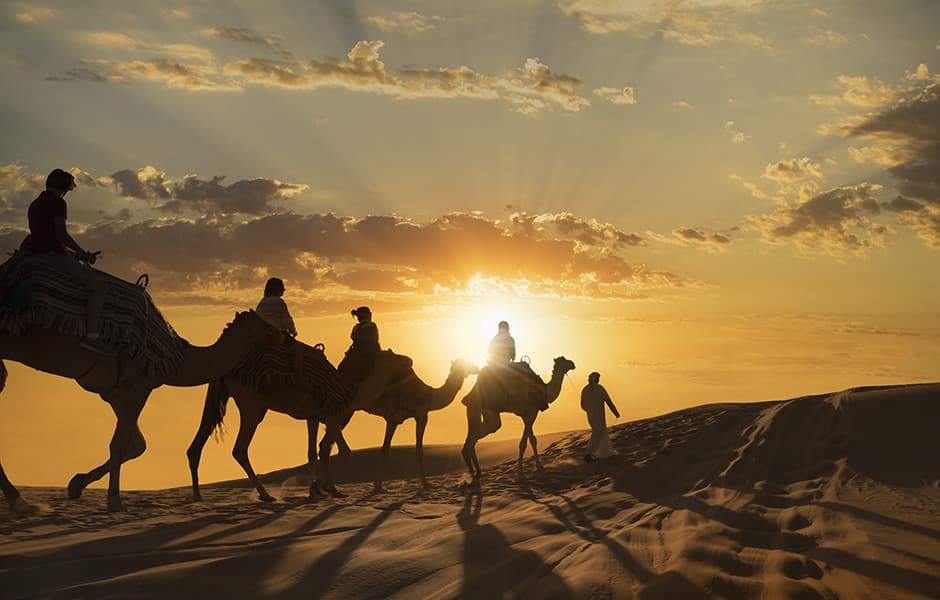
(458, 488), (575, 599)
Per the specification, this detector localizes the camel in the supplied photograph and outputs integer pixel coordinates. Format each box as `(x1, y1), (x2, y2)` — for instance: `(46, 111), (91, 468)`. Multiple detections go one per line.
(461, 356), (576, 482)
(358, 358), (478, 492)
(0, 311), (282, 513)
(186, 347), (406, 502)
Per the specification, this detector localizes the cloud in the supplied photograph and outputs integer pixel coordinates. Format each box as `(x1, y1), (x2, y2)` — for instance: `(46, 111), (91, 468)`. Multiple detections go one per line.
(842, 83), (940, 206)
(803, 28), (848, 47)
(673, 100), (692, 108)
(810, 74), (898, 109)
(15, 4), (58, 23)
(95, 59), (236, 90)
(593, 85), (637, 105)
(200, 26), (292, 58)
(63, 211), (687, 302)
(647, 226), (735, 251)
(749, 183), (890, 255)
(762, 157), (823, 182)
(163, 8), (191, 20)
(882, 196), (940, 248)
(724, 120), (751, 143)
(80, 31), (214, 63)
(810, 8), (829, 18)
(225, 42), (590, 113)
(559, 0), (769, 47)
(103, 166), (307, 215)
(367, 12), (444, 33)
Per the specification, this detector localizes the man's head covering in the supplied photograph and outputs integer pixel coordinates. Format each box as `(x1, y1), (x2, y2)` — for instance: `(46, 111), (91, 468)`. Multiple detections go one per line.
(497, 320), (509, 331)
(46, 168), (75, 191)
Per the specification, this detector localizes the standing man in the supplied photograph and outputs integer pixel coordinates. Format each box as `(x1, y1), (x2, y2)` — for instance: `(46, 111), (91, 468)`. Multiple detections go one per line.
(581, 371), (619, 461)
(487, 320), (515, 365)
(27, 168), (110, 354)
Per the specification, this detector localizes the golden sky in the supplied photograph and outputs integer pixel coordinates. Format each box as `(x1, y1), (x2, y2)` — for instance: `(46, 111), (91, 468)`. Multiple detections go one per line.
(1, 0), (938, 488)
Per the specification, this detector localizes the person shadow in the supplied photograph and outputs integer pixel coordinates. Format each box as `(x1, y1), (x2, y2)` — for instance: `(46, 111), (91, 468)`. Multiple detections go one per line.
(457, 488), (574, 599)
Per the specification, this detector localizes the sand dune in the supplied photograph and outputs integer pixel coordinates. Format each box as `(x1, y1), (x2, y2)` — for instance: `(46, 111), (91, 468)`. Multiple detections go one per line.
(2, 383), (939, 599)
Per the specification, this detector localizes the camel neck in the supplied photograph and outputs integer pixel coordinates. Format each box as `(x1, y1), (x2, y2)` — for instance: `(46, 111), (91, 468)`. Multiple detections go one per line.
(162, 333), (254, 387)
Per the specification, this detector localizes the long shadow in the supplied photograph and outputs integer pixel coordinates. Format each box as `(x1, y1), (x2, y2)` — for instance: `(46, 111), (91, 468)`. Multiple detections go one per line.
(458, 488), (575, 599)
(518, 487), (654, 583)
(806, 546), (940, 598)
(1, 500), (346, 599)
(279, 499), (410, 597)
(813, 500), (940, 542)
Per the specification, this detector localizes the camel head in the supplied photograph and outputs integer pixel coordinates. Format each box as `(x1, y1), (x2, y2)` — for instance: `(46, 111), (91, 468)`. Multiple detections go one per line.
(450, 358), (480, 380)
(225, 310), (284, 347)
(552, 356), (576, 375)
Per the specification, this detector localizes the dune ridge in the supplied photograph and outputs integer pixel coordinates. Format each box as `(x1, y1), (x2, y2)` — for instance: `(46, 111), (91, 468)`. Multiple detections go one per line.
(2, 383), (938, 599)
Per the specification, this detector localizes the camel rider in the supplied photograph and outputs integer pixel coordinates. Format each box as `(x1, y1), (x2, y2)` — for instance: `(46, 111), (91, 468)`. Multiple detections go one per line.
(487, 320), (515, 366)
(256, 277), (297, 338)
(27, 169), (110, 355)
(255, 277), (304, 383)
(338, 306), (381, 383)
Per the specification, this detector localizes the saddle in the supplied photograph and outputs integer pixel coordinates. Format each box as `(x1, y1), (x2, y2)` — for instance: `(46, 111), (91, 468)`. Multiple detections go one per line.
(0, 244), (187, 378)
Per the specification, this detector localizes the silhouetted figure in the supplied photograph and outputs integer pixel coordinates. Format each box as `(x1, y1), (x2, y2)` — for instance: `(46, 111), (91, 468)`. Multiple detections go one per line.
(338, 306), (380, 383)
(256, 277), (304, 384)
(581, 371), (619, 461)
(27, 169), (109, 354)
(255, 277), (297, 338)
(487, 320), (515, 365)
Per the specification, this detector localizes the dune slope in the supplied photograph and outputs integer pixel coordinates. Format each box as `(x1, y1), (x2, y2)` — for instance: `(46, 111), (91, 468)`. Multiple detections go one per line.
(2, 383), (938, 599)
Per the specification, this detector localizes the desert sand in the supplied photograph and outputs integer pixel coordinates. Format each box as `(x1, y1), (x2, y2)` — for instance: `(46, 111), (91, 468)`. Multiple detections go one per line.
(2, 383), (938, 599)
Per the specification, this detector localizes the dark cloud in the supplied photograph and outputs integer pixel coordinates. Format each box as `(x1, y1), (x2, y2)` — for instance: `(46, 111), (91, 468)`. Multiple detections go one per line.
(846, 83), (940, 205)
(673, 226), (732, 246)
(105, 167), (307, 215)
(200, 26), (292, 58)
(750, 184), (889, 254)
(71, 211), (687, 300)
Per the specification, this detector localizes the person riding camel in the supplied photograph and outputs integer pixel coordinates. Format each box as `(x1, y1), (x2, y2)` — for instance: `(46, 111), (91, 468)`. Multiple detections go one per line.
(255, 277), (305, 384)
(27, 168), (110, 355)
(487, 320), (515, 366)
(337, 306), (381, 383)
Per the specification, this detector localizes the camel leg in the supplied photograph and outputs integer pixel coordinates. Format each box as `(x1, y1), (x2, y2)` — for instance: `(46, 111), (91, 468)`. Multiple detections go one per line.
(415, 413), (430, 489)
(517, 414), (538, 482)
(375, 420), (398, 493)
(318, 421), (346, 498)
(306, 419), (322, 498)
(0, 460), (33, 514)
(231, 408), (274, 502)
(185, 402), (221, 502)
(0, 361), (32, 513)
(105, 388), (150, 512)
(68, 424), (147, 500)
(527, 418), (543, 471)
(461, 403), (481, 478)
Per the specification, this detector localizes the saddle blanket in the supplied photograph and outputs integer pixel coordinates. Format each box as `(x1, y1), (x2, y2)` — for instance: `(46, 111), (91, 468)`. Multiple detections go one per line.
(0, 251), (188, 378)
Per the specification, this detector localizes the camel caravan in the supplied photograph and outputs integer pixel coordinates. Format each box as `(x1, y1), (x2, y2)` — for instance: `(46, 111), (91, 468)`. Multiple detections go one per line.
(0, 169), (575, 513)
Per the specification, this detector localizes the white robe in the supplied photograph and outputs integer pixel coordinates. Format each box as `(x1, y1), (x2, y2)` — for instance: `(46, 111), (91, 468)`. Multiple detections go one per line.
(581, 383), (615, 459)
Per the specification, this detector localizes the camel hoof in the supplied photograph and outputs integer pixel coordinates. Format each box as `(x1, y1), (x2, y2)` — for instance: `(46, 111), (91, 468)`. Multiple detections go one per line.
(107, 497), (125, 513)
(67, 473), (86, 500)
(421, 480), (433, 490)
(10, 496), (37, 514)
(328, 486), (346, 499)
(192, 494), (203, 503)
(373, 483), (385, 494)
(259, 493), (276, 503)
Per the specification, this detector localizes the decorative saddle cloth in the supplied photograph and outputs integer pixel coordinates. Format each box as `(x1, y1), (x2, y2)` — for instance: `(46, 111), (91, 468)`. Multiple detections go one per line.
(468, 361), (548, 412)
(0, 250), (188, 378)
(232, 342), (353, 416)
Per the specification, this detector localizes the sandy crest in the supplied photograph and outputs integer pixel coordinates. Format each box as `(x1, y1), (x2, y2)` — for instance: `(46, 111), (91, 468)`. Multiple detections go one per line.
(2, 383), (939, 599)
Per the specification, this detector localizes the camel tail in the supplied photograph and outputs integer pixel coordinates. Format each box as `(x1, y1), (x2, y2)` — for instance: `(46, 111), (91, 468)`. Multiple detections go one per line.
(0, 360), (7, 393)
(205, 378), (231, 440)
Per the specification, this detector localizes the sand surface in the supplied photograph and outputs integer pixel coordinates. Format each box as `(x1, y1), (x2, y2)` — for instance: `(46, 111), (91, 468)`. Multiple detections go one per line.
(2, 384), (939, 599)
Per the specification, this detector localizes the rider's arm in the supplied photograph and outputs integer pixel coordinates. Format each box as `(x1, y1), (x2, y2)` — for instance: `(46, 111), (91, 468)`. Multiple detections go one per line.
(53, 216), (87, 255)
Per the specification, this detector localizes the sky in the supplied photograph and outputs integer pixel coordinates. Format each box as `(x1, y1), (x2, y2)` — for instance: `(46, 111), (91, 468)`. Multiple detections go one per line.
(1, 0), (938, 489)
